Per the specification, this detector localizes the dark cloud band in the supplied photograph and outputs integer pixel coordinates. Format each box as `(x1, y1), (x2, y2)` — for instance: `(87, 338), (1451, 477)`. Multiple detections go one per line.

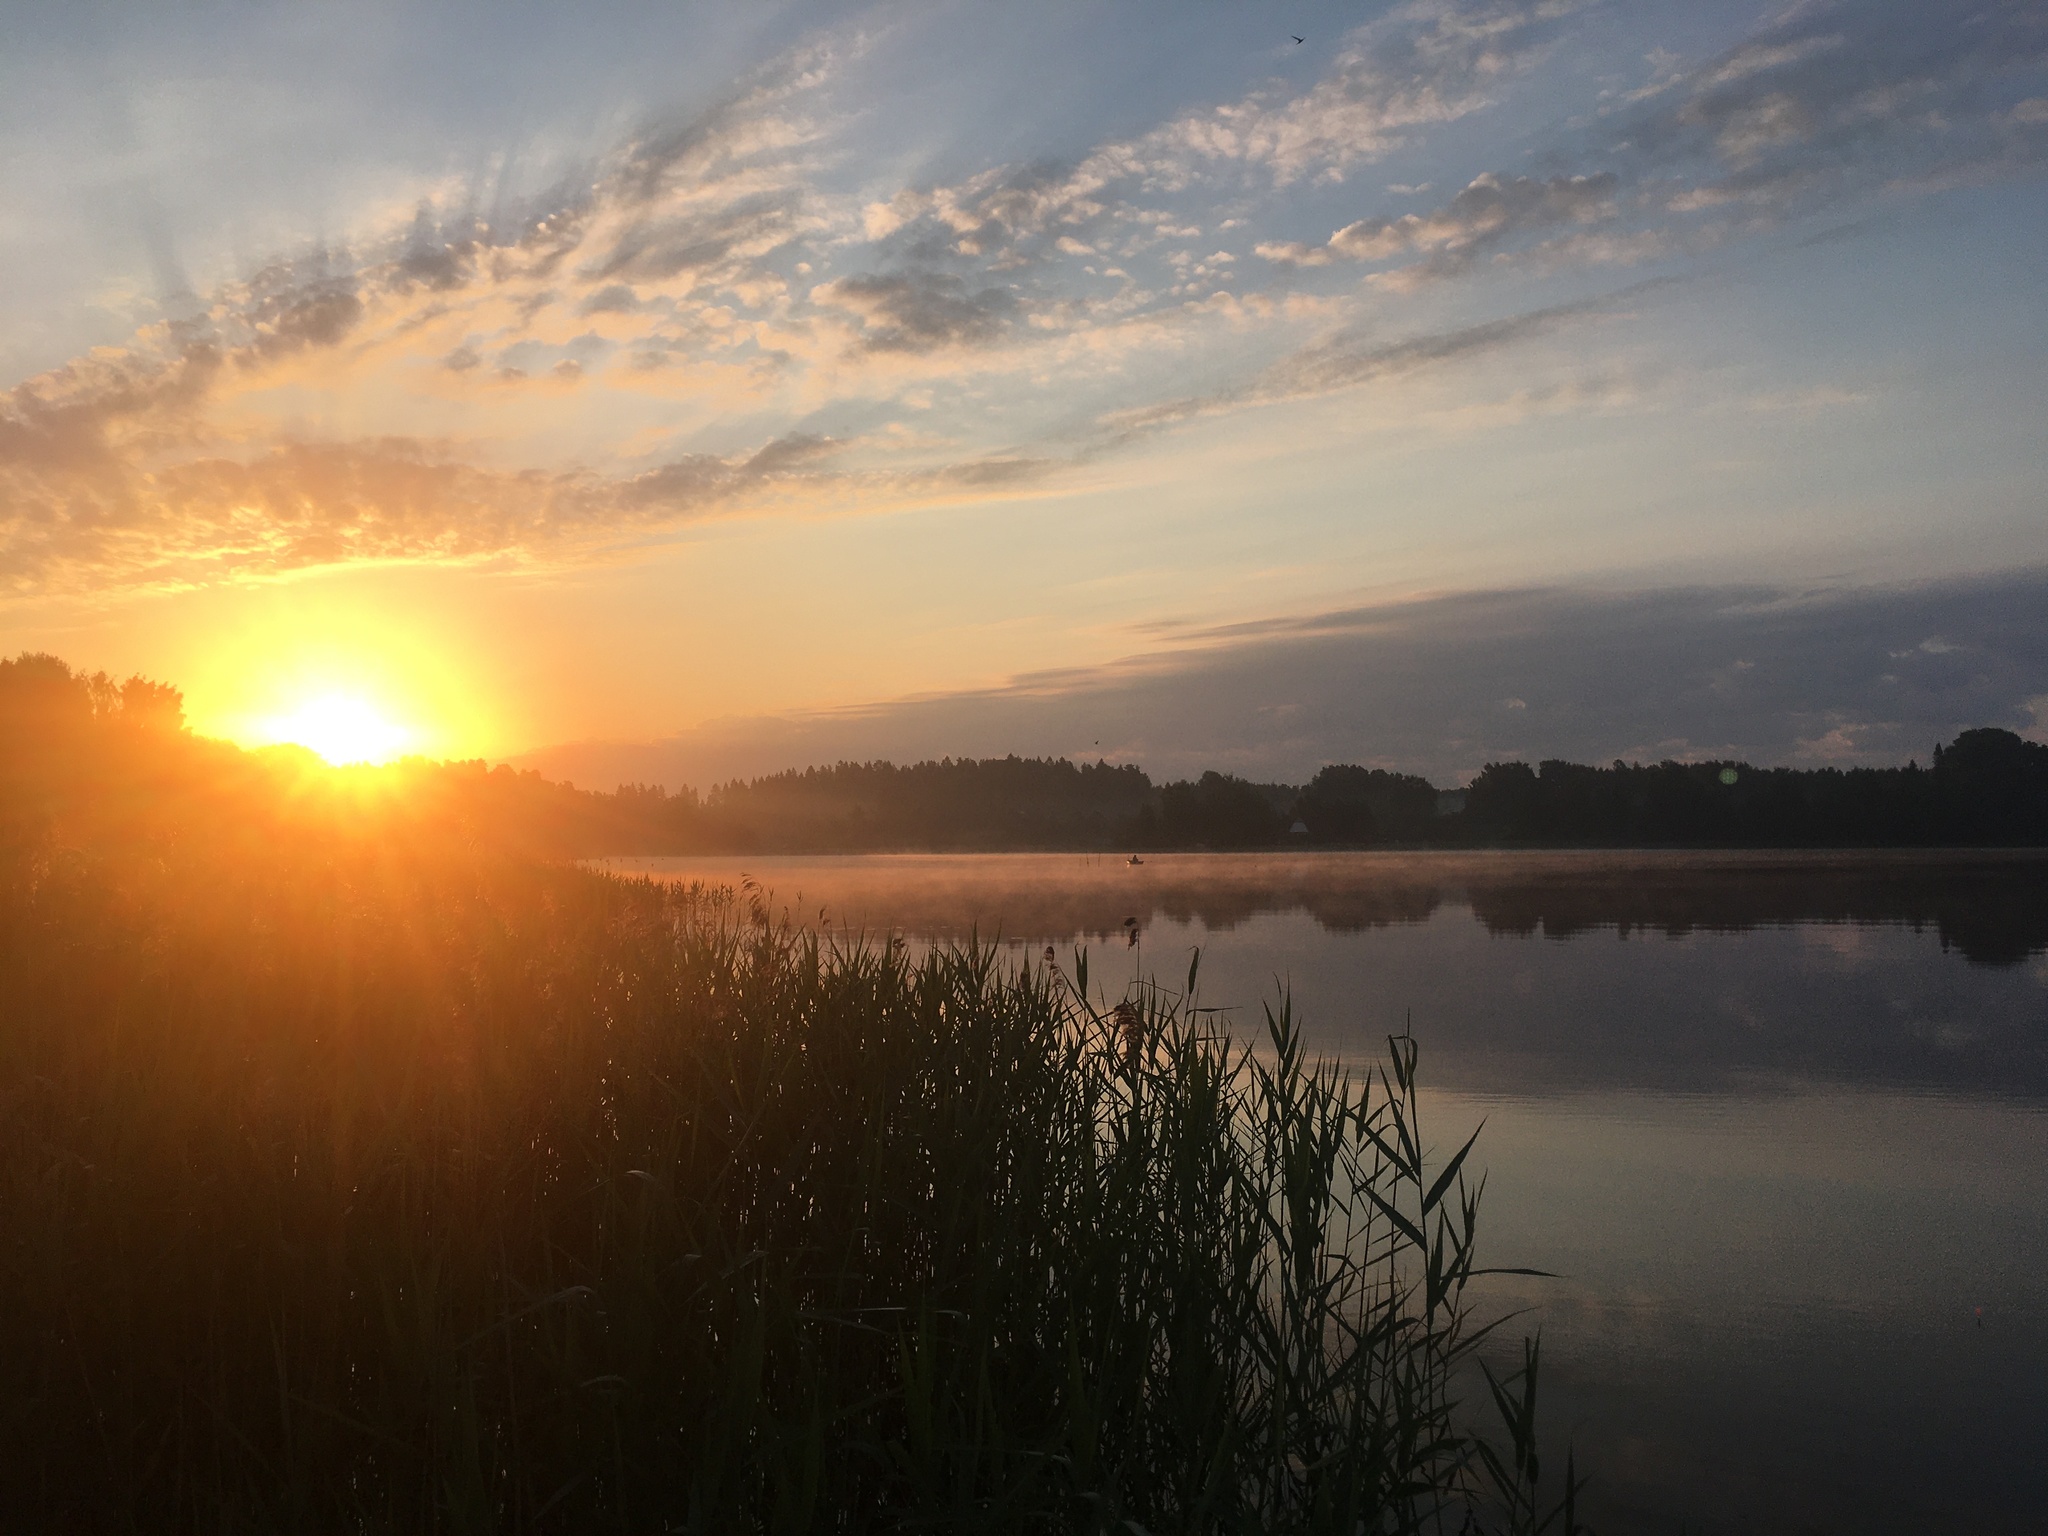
(516, 570), (2048, 790)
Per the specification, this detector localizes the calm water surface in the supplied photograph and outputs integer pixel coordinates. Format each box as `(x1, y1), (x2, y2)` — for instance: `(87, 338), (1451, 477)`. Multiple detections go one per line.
(601, 851), (2048, 1535)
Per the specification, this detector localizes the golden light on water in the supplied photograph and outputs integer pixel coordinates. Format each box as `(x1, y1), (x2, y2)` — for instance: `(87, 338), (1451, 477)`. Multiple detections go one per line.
(259, 692), (417, 765)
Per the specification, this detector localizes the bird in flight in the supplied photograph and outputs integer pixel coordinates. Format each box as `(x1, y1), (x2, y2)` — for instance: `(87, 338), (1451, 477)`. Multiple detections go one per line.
(1293, 35), (1305, 45)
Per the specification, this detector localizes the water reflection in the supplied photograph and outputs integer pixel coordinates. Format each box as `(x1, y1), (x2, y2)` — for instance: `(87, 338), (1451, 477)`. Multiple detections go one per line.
(606, 848), (2048, 962)
(601, 849), (2048, 1534)
(605, 851), (2048, 1095)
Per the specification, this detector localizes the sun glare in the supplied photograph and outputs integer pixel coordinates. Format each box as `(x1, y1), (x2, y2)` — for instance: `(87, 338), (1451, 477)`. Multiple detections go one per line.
(264, 693), (417, 766)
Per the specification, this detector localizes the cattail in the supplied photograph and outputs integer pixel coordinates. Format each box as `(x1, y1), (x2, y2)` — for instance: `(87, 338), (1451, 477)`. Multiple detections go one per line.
(1113, 998), (1142, 1063)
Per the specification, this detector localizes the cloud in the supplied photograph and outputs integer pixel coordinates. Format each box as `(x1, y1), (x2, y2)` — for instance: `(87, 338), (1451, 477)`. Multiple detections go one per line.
(1261, 1), (2048, 285)
(1623, 0), (2048, 211)
(4, 0), (2045, 594)
(239, 261), (365, 356)
(854, 0), (1585, 278)
(1257, 293), (1602, 399)
(579, 283), (642, 315)
(0, 185), (1620, 591)
(0, 38), (861, 588)
(1091, 289), (1617, 447)
(1257, 171), (1619, 275)
(1141, 0), (1590, 186)
(2, 432), (748, 588)
(514, 568), (2048, 790)
(814, 272), (1017, 353)
(0, 396), (1054, 591)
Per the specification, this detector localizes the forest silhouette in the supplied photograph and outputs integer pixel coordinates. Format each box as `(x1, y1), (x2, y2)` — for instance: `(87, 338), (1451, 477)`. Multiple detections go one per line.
(5, 652), (2047, 858)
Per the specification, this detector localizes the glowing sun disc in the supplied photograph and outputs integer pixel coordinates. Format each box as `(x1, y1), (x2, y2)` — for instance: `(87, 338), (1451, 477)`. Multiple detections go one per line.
(266, 694), (415, 765)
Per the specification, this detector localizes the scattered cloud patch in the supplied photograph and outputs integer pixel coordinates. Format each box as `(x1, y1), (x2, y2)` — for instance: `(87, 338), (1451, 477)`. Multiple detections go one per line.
(815, 272), (1018, 353)
(1258, 171), (1619, 278)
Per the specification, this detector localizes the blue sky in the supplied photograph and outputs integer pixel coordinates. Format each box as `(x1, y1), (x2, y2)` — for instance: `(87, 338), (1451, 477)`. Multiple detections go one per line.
(2, 0), (2044, 780)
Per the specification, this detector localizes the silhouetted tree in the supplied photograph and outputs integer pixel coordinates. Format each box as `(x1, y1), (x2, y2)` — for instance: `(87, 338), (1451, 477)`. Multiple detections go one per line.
(1159, 771), (1287, 848)
(1296, 765), (1438, 843)
(1934, 728), (2048, 844)
(1464, 761), (1541, 840)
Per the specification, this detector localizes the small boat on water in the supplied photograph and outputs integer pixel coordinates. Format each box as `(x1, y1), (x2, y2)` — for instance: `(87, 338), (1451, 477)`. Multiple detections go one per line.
(1126, 854), (1144, 865)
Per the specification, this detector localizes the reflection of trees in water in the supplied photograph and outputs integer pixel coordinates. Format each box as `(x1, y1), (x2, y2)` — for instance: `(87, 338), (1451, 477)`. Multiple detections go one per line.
(744, 871), (1447, 943)
(1133, 856), (2048, 967)
(1461, 864), (2048, 966)
(1153, 884), (1443, 934)
(632, 852), (2048, 1093)
(680, 852), (2048, 967)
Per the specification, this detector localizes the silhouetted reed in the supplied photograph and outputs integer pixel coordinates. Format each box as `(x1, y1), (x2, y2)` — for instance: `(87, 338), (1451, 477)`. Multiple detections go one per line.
(0, 840), (1577, 1533)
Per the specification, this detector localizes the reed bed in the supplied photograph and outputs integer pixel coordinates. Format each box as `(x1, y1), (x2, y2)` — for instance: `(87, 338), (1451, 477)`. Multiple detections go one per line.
(0, 843), (1578, 1533)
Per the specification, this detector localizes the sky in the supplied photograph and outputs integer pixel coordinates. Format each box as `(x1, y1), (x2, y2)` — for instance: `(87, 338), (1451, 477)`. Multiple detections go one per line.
(2, 0), (2045, 785)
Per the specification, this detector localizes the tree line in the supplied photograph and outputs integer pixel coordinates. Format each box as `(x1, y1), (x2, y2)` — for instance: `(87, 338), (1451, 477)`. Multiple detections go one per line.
(582, 740), (2048, 852)
(5, 652), (2045, 856)
(1454, 736), (2048, 847)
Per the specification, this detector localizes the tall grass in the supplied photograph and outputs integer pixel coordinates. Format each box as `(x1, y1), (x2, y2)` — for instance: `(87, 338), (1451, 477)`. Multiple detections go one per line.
(0, 842), (1578, 1533)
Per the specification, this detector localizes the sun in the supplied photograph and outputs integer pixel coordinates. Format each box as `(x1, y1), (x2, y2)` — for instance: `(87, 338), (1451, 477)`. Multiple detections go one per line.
(264, 692), (417, 766)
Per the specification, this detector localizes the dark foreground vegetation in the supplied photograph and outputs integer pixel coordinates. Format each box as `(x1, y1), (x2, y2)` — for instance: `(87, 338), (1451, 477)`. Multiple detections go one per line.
(2, 654), (1577, 1533)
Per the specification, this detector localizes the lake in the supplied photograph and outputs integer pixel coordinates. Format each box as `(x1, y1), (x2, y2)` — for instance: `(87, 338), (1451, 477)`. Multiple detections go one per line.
(600, 850), (2048, 1535)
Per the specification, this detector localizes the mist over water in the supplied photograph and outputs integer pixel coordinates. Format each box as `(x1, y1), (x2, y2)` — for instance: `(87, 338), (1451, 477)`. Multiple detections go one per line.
(608, 850), (2048, 1535)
